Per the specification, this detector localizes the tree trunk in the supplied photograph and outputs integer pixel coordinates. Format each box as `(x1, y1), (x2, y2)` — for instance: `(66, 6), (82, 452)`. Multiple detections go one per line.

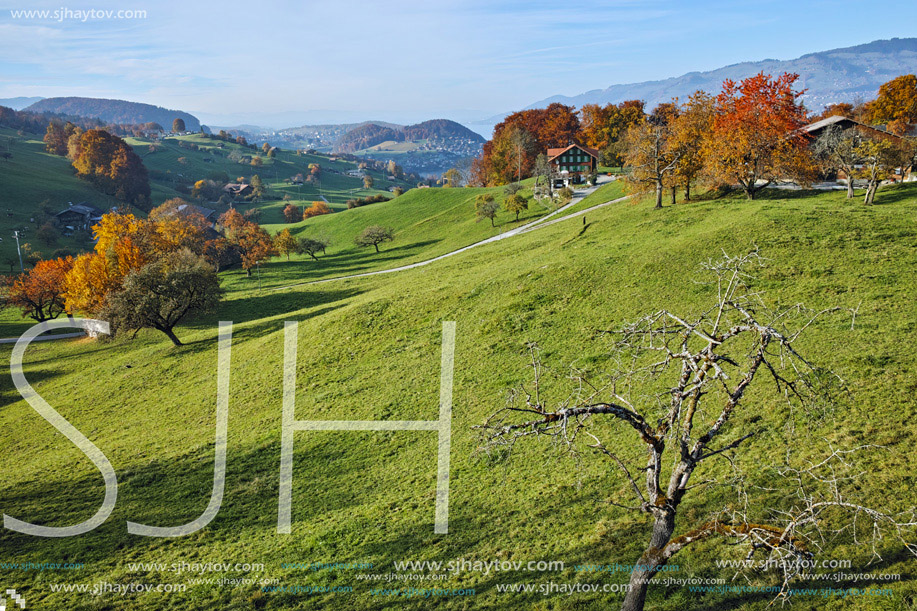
(864, 181), (878, 205)
(654, 182), (663, 209)
(162, 327), (183, 347)
(490, 217), (495, 227)
(621, 512), (676, 611)
(670, 186), (676, 206)
(684, 182), (691, 201)
(374, 243), (380, 253)
(246, 268), (252, 277)
(846, 176), (855, 199)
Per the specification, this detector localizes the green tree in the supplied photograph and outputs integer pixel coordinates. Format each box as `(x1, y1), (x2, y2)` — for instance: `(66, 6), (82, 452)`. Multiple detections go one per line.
(298, 236), (330, 260)
(443, 168), (463, 187)
(503, 193), (528, 221)
(103, 249), (223, 347)
(250, 174), (265, 200)
(355, 225), (394, 253)
(475, 193), (499, 227)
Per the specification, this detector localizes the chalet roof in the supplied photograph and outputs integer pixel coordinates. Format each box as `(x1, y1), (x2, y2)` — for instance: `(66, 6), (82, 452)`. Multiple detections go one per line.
(56, 203), (103, 218)
(547, 143), (600, 161)
(223, 183), (252, 193)
(177, 203), (216, 221)
(801, 115), (859, 134)
(801, 115), (911, 140)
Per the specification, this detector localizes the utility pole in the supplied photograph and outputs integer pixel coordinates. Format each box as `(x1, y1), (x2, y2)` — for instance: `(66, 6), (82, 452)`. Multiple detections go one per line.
(12, 230), (24, 273)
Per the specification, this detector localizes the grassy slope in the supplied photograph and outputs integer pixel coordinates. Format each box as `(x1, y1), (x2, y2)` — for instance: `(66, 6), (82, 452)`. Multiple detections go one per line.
(125, 133), (410, 212)
(227, 185), (552, 291)
(562, 180), (626, 216)
(1, 185), (916, 610)
(0, 128), (119, 263)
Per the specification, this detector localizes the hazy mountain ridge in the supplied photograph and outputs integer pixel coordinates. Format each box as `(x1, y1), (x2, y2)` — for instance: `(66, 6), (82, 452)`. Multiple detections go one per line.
(0, 97), (44, 110)
(24, 97), (202, 131)
(333, 119), (485, 154)
(528, 37), (917, 111)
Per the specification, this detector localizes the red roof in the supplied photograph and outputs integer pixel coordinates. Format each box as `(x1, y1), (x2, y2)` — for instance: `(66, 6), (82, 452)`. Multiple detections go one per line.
(547, 143), (600, 162)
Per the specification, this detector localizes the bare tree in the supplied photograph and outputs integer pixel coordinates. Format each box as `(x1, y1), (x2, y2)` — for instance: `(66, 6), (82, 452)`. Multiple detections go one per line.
(812, 124), (864, 199)
(508, 126), (536, 182)
(622, 119), (680, 209)
(476, 251), (915, 611)
(533, 153), (554, 203)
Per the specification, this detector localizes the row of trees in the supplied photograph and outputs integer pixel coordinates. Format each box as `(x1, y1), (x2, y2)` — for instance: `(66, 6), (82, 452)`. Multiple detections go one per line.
(282, 201), (333, 223)
(1, 199), (301, 345)
(474, 192), (528, 224)
(471, 73), (917, 205)
(4, 200), (227, 345)
(619, 72), (915, 206)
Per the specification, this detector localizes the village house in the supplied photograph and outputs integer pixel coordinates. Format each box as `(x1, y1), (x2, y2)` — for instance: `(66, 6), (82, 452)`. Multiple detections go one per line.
(223, 183), (254, 198)
(803, 115), (915, 183)
(54, 202), (104, 231)
(176, 203), (218, 228)
(547, 143), (599, 188)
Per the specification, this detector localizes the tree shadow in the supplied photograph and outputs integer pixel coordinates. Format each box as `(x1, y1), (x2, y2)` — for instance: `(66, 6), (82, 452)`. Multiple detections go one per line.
(225, 239), (443, 290)
(871, 182), (917, 206)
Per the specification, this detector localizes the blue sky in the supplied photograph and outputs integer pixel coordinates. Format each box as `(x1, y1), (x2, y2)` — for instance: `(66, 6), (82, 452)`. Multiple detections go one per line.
(0, 0), (915, 126)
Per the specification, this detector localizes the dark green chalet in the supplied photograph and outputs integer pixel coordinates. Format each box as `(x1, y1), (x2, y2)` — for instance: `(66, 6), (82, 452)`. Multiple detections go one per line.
(547, 143), (599, 188)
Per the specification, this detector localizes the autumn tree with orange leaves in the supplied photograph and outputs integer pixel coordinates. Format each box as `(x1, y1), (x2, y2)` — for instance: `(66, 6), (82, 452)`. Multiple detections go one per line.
(669, 91), (714, 201)
(62, 200), (220, 316)
(219, 209), (277, 276)
(580, 100), (646, 166)
(703, 72), (814, 199)
(69, 129), (151, 209)
(7, 257), (74, 321)
(869, 74), (917, 135)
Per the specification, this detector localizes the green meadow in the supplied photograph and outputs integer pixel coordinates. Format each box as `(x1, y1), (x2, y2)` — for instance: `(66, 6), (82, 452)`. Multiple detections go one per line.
(1, 181), (915, 610)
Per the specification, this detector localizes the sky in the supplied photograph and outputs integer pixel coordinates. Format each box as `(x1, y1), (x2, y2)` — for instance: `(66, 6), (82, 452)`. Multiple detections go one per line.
(1, 0), (915, 128)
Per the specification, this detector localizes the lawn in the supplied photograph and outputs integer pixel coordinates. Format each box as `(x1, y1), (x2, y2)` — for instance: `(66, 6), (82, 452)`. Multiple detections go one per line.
(1, 183), (915, 610)
(225, 184), (552, 291)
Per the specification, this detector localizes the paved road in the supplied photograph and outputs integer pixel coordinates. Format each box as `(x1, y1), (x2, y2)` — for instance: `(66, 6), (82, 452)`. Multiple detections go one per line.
(272, 176), (626, 291)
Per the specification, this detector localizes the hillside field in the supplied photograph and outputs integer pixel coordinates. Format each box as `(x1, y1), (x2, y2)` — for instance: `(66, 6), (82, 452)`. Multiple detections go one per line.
(1, 183), (915, 610)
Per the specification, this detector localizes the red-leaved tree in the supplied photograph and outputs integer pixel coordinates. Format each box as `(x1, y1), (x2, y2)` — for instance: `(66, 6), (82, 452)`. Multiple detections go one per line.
(703, 72), (814, 199)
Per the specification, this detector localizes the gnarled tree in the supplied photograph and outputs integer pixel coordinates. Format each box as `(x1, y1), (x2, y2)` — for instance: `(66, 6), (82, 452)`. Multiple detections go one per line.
(477, 251), (915, 611)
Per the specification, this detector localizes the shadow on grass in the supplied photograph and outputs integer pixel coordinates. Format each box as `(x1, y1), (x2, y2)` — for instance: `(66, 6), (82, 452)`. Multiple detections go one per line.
(2, 427), (911, 610)
(872, 182), (917, 206)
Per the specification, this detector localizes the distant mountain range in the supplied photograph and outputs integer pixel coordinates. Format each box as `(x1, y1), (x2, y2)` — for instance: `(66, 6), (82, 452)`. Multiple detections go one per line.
(526, 38), (917, 112)
(23, 97), (203, 131)
(0, 97), (44, 110)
